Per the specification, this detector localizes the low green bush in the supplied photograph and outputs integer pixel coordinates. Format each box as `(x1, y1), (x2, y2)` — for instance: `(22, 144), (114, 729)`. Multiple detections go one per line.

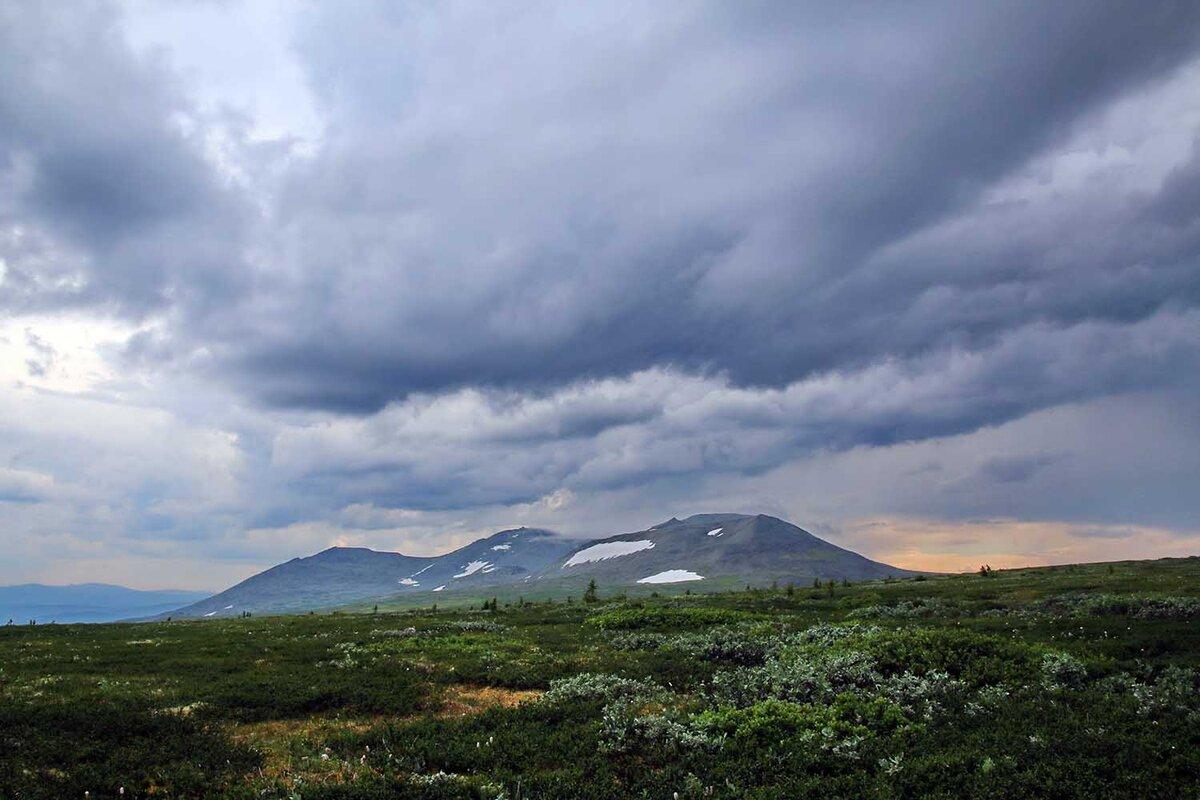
(1029, 593), (1200, 620)
(584, 606), (748, 631)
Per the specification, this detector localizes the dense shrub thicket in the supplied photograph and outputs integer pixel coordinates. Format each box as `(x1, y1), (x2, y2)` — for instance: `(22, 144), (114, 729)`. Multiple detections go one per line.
(1026, 592), (1200, 620)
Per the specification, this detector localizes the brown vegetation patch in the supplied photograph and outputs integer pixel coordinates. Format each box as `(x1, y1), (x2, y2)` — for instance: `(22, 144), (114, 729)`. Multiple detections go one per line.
(231, 715), (381, 746)
(229, 688), (539, 786)
(436, 684), (542, 717)
(230, 715), (383, 783)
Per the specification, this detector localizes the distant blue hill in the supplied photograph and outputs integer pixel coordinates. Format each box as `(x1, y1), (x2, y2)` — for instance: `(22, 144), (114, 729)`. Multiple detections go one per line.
(0, 583), (211, 624)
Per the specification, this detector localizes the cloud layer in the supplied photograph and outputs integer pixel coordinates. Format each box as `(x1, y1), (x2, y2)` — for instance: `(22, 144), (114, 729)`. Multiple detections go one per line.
(1, 1), (1198, 586)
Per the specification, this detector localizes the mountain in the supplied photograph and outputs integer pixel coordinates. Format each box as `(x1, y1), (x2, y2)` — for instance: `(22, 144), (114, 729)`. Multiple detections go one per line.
(168, 547), (433, 618)
(0, 584), (210, 624)
(168, 527), (577, 618)
(166, 514), (914, 618)
(388, 527), (577, 594)
(554, 513), (914, 587)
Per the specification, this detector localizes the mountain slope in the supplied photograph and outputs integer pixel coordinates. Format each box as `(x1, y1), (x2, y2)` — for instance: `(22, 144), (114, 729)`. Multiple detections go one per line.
(0, 584), (210, 624)
(389, 527), (577, 594)
(169, 547), (434, 618)
(169, 527), (577, 618)
(553, 513), (914, 586)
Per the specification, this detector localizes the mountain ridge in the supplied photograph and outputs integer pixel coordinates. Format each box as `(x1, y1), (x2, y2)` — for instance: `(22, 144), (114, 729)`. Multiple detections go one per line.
(164, 513), (916, 619)
(0, 583), (211, 624)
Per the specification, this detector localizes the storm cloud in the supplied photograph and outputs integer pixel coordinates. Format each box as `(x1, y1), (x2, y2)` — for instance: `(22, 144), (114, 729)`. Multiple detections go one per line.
(214, 3), (1200, 408)
(1, 0), (1199, 585)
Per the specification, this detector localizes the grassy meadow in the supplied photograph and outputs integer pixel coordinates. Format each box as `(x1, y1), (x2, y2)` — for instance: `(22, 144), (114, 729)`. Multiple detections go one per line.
(1, 558), (1198, 799)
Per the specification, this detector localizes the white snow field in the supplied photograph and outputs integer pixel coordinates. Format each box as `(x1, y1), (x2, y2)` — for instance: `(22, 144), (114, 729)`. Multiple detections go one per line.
(637, 569), (705, 584)
(398, 577), (419, 586)
(454, 560), (496, 578)
(491, 544), (511, 551)
(433, 585), (446, 592)
(707, 528), (723, 537)
(563, 539), (655, 567)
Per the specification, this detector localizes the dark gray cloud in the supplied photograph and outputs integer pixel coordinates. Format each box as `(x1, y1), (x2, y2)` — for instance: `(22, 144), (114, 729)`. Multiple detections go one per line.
(6, 2), (1200, 418)
(0, 1), (252, 316)
(2, 1), (1200, 585)
(979, 454), (1065, 485)
(158, 0), (1200, 415)
(256, 308), (1198, 520)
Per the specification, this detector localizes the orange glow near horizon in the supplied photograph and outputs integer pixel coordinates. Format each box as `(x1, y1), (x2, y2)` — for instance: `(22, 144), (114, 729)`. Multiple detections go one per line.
(836, 516), (1200, 574)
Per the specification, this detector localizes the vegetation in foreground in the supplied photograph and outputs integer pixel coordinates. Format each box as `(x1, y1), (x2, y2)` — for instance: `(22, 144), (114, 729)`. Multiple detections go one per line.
(1, 558), (1199, 799)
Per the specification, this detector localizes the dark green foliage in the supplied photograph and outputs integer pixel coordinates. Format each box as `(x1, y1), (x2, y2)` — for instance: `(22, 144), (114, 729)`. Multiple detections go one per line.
(1, 556), (1198, 798)
(584, 606), (749, 630)
(0, 701), (259, 799)
(1029, 592), (1200, 620)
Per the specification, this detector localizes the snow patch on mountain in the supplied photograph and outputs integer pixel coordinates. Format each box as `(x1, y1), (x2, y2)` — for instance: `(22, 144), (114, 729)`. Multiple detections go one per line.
(492, 544), (511, 551)
(398, 577), (419, 586)
(707, 528), (723, 537)
(563, 540), (654, 567)
(454, 560), (495, 578)
(638, 569), (705, 584)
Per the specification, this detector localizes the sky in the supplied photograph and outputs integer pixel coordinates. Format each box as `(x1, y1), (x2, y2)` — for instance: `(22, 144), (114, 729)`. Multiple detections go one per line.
(1, 1), (1199, 591)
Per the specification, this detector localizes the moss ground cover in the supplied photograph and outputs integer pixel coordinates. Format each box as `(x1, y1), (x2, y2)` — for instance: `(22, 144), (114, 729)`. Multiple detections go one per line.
(1, 557), (1198, 798)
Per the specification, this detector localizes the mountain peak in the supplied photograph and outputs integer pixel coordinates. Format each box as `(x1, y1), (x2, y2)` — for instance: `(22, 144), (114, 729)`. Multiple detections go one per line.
(309, 546), (387, 561)
(679, 512), (753, 525)
(164, 513), (914, 619)
(556, 512), (913, 586)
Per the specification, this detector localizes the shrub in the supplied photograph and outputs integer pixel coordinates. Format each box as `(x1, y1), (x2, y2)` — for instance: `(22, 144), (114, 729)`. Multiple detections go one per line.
(607, 631), (669, 651)
(791, 622), (878, 648)
(1027, 593), (1200, 621)
(1098, 665), (1200, 720)
(0, 701), (260, 799)
(712, 626), (1021, 718)
(599, 697), (721, 755)
(542, 672), (662, 705)
(585, 607), (746, 631)
(848, 598), (967, 620)
(664, 626), (772, 666)
(694, 696), (907, 760)
(1040, 652), (1089, 690)
(371, 627), (418, 637)
(447, 620), (505, 633)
